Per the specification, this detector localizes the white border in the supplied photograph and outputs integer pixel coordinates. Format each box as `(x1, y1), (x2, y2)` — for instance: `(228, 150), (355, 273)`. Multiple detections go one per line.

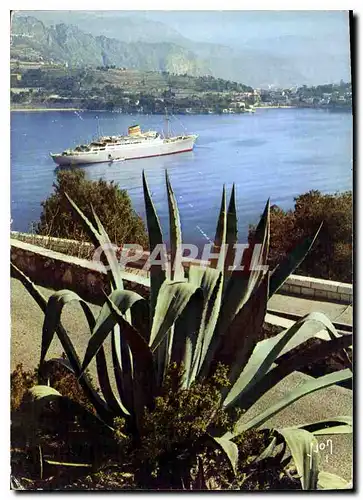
(2, 3), (360, 497)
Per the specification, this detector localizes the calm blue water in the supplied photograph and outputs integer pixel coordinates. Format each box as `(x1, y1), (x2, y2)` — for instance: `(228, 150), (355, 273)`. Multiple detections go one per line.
(11, 109), (352, 246)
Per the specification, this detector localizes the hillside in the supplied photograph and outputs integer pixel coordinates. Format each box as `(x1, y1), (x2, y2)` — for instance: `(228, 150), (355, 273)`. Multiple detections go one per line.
(14, 10), (190, 45)
(11, 13), (308, 87)
(11, 16), (211, 77)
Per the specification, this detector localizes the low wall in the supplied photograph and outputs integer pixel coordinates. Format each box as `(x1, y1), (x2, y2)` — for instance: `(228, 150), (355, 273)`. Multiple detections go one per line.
(11, 233), (352, 305)
(281, 275), (352, 304)
(11, 239), (150, 304)
(10, 231), (209, 272)
(11, 232), (94, 259)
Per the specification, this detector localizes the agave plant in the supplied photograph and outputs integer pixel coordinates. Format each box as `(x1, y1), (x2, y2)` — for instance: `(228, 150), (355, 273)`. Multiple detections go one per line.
(11, 171), (352, 490)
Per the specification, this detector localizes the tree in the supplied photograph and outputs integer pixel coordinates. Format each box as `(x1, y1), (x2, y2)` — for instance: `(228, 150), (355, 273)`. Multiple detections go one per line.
(37, 170), (148, 248)
(250, 190), (352, 283)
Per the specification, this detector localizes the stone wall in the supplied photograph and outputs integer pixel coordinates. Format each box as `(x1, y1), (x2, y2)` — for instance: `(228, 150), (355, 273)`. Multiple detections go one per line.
(11, 234), (352, 305)
(11, 231), (94, 259)
(11, 239), (149, 304)
(281, 275), (352, 304)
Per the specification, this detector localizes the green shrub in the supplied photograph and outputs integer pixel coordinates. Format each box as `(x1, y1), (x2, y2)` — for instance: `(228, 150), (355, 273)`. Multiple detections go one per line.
(37, 169), (148, 248)
(11, 364), (37, 412)
(254, 190), (352, 283)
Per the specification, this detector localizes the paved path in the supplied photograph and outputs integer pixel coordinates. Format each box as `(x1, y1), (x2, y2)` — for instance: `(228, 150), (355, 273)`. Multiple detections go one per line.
(268, 293), (353, 325)
(11, 278), (353, 483)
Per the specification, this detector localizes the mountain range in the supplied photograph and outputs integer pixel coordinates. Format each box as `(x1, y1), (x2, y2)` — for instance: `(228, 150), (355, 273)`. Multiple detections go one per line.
(11, 11), (350, 88)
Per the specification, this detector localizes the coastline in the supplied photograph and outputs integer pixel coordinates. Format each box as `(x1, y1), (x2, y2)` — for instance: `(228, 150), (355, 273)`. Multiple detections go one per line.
(11, 107), (83, 112)
(11, 106), (297, 113)
(255, 106), (295, 109)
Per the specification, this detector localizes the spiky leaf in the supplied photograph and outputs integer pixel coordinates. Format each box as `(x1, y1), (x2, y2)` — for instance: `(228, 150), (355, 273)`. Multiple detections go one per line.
(225, 369), (352, 438)
(223, 312), (347, 410)
(65, 193), (123, 291)
(269, 222), (323, 298)
(290, 416), (352, 436)
(277, 428), (319, 490)
(211, 436), (239, 475)
(149, 280), (200, 350)
(142, 170), (166, 316)
(166, 170), (183, 280)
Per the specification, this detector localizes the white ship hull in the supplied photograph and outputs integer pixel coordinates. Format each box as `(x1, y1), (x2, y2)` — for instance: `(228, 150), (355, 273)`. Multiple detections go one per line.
(51, 135), (197, 166)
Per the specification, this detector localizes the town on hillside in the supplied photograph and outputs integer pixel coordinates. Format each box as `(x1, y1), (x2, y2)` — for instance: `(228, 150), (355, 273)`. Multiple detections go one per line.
(10, 64), (352, 114)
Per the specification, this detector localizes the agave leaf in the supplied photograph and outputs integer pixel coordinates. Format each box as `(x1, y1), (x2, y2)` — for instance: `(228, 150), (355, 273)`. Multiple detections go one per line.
(224, 183), (238, 282)
(269, 222), (323, 298)
(40, 357), (76, 377)
(244, 332), (353, 411)
(211, 436), (238, 475)
(154, 328), (173, 389)
(252, 198), (270, 274)
(187, 266), (223, 381)
(317, 471), (352, 490)
(277, 428), (319, 490)
(271, 332), (352, 381)
(11, 265), (112, 422)
(251, 436), (278, 464)
(64, 192), (99, 247)
(170, 288), (204, 388)
(197, 273), (223, 375)
(142, 170), (166, 316)
(82, 289), (145, 375)
(216, 199), (270, 339)
(94, 325), (131, 418)
(94, 290), (145, 339)
(207, 271), (269, 387)
(91, 205), (124, 291)
(130, 298), (151, 343)
(97, 294), (156, 422)
(111, 328), (134, 418)
(275, 315), (342, 360)
(223, 312), (346, 410)
(290, 416), (352, 436)
(39, 355), (129, 418)
(24, 385), (111, 431)
(26, 385), (62, 401)
(225, 369), (352, 439)
(312, 426), (352, 436)
(42, 289), (129, 417)
(92, 290), (146, 414)
(65, 193), (123, 291)
(254, 198), (270, 249)
(149, 280), (200, 350)
(25, 386), (113, 433)
(82, 294), (153, 381)
(211, 185), (227, 270)
(11, 262), (48, 310)
(41, 289), (96, 364)
(39, 289), (92, 370)
(44, 459), (92, 468)
(166, 170), (183, 281)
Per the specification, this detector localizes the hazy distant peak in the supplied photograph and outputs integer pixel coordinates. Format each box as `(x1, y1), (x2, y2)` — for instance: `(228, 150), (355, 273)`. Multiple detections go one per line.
(11, 11), (351, 87)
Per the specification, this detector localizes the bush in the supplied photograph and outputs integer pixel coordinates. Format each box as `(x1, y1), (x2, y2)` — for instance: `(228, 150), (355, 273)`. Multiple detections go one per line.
(253, 190), (352, 283)
(37, 169), (148, 248)
(11, 364), (37, 412)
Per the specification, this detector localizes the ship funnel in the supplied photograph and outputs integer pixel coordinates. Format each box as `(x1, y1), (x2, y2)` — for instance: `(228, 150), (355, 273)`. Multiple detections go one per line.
(128, 125), (141, 136)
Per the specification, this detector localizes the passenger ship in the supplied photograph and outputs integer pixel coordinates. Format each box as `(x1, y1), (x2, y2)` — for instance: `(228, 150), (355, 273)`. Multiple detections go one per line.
(50, 123), (198, 166)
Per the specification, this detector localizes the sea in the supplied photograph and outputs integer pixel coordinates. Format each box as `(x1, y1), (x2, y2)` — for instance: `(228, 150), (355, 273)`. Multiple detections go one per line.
(11, 108), (353, 246)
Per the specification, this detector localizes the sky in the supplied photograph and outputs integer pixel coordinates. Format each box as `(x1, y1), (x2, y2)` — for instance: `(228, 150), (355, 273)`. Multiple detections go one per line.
(136, 10), (350, 48)
(18, 9), (350, 51)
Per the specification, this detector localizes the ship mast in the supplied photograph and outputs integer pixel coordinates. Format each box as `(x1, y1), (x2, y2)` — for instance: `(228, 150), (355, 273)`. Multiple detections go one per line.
(164, 107), (170, 138)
